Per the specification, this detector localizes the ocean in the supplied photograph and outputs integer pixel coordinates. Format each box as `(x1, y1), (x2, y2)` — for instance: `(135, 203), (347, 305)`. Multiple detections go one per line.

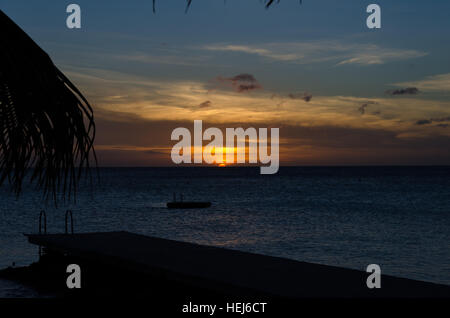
(1, 166), (449, 297)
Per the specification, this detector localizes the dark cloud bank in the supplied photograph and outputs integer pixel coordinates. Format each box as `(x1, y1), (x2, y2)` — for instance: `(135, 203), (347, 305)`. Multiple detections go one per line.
(93, 112), (450, 166)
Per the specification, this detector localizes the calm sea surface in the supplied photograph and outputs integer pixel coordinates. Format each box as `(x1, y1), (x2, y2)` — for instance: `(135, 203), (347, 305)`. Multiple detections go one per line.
(1, 167), (449, 296)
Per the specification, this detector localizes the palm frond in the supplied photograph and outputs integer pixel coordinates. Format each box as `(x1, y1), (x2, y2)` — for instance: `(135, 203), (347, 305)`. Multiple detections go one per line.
(151, 0), (288, 12)
(0, 10), (96, 202)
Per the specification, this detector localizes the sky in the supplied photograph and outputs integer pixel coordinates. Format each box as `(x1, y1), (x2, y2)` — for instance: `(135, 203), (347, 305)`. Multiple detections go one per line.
(2, 0), (450, 166)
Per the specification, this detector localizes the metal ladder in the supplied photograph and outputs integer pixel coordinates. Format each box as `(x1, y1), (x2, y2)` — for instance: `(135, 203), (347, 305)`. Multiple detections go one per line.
(38, 210), (46, 257)
(65, 210), (74, 234)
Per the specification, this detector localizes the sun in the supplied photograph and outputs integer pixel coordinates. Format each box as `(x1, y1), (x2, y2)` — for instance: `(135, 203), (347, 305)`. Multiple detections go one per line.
(218, 163), (226, 167)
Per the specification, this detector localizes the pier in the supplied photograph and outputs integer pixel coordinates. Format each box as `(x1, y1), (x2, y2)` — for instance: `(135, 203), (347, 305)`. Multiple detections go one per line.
(23, 231), (450, 298)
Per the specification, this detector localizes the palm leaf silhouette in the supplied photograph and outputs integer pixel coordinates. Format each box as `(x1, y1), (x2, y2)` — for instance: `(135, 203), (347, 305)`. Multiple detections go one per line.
(151, 0), (289, 12)
(0, 10), (96, 202)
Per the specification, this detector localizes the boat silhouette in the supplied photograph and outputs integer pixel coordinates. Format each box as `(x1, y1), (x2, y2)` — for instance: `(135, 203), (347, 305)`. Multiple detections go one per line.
(167, 193), (211, 209)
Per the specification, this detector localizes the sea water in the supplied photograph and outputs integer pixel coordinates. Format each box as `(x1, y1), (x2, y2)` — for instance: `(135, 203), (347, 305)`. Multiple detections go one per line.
(1, 166), (449, 296)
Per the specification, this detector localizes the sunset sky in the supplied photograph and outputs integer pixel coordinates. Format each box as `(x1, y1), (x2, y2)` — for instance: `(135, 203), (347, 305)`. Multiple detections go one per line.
(3, 0), (450, 166)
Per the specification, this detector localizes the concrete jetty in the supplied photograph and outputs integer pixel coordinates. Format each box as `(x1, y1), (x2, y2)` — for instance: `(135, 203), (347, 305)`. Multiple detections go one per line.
(25, 231), (450, 298)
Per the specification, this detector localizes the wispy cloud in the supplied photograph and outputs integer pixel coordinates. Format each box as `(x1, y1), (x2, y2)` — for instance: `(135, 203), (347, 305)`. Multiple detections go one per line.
(336, 47), (426, 66)
(288, 92), (313, 102)
(64, 66), (450, 141)
(113, 53), (210, 66)
(394, 73), (450, 92)
(203, 41), (427, 66)
(203, 44), (304, 62)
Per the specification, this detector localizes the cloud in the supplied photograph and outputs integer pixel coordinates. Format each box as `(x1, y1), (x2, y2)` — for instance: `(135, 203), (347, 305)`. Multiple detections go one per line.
(229, 74), (257, 82)
(203, 42), (427, 66)
(429, 117), (450, 122)
(94, 115), (450, 167)
(394, 73), (450, 92)
(358, 104), (368, 115)
(336, 48), (426, 66)
(288, 92), (313, 102)
(216, 73), (262, 93)
(416, 119), (432, 125)
(356, 101), (378, 115)
(64, 66), (450, 140)
(114, 53), (207, 66)
(386, 87), (419, 96)
(204, 44), (304, 62)
(415, 116), (450, 126)
(198, 100), (212, 108)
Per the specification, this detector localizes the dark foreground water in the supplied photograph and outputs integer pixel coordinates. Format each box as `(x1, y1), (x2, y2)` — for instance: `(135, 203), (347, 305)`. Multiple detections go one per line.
(1, 167), (449, 296)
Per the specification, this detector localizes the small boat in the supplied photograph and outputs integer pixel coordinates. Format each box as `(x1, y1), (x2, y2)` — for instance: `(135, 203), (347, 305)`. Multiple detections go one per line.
(167, 193), (211, 209)
(167, 201), (211, 209)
